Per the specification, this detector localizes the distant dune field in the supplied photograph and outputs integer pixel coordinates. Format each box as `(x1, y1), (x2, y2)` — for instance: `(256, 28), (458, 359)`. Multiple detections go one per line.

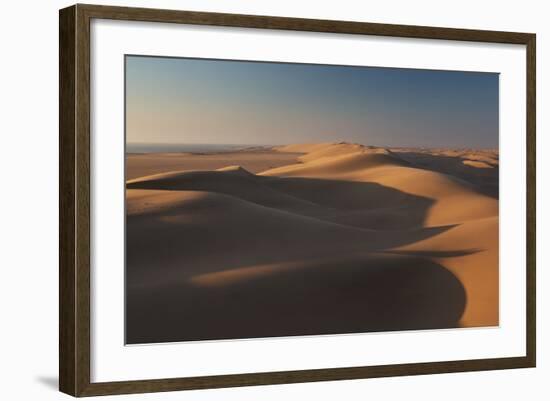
(125, 142), (499, 344)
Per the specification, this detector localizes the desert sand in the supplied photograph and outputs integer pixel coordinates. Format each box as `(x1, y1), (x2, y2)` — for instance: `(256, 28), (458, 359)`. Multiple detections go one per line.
(126, 148), (301, 180)
(125, 142), (498, 344)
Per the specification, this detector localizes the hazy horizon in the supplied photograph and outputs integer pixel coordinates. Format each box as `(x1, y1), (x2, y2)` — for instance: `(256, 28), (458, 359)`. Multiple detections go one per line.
(126, 56), (499, 149)
(126, 140), (498, 150)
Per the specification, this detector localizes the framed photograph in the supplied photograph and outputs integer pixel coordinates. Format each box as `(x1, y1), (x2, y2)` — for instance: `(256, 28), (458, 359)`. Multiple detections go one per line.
(59, 4), (536, 397)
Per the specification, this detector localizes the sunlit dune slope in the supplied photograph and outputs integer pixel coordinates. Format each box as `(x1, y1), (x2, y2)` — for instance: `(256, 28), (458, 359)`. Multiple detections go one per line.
(390, 216), (499, 327)
(262, 143), (497, 226)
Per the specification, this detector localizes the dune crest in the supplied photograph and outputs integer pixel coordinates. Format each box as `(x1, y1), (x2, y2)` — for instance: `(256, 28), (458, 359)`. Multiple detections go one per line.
(215, 165), (255, 176)
(462, 160), (494, 169)
(262, 148), (408, 177)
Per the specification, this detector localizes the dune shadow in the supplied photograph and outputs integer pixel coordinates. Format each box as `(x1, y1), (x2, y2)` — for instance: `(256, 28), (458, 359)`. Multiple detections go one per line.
(394, 151), (499, 199)
(383, 249), (483, 258)
(128, 172), (438, 231)
(126, 255), (466, 344)
(259, 176), (435, 229)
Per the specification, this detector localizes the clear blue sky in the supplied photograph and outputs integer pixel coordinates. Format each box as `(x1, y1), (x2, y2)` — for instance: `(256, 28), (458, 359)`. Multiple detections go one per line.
(126, 55), (499, 149)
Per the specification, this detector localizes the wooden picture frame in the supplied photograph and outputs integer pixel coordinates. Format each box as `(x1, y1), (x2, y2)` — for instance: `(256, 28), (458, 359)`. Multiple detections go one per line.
(59, 3), (536, 397)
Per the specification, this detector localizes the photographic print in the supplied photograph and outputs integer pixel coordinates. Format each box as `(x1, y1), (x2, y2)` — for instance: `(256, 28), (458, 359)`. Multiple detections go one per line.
(124, 55), (499, 345)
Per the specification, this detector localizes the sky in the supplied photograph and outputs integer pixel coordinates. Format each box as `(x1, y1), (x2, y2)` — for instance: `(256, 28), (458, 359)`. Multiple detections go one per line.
(126, 55), (499, 149)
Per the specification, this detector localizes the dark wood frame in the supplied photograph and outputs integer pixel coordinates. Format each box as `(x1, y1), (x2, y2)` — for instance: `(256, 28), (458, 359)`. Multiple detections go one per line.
(59, 3), (536, 397)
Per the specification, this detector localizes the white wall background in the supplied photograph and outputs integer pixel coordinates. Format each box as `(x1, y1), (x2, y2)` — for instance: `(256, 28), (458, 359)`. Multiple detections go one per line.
(0, 0), (546, 399)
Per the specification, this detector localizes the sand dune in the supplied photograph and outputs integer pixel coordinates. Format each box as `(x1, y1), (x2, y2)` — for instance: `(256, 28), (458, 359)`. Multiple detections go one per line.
(462, 160), (494, 169)
(263, 148), (409, 177)
(273, 142), (336, 154)
(261, 144), (497, 226)
(390, 216), (498, 327)
(126, 142), (499, 343)
(127, 254), (465, 343)
(391, 147), (499, 198)
(126, 149), (300, 180)
(126, 188), (453, 286)
(295, 142), (376, 163)
(127, 168), (330, 218)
